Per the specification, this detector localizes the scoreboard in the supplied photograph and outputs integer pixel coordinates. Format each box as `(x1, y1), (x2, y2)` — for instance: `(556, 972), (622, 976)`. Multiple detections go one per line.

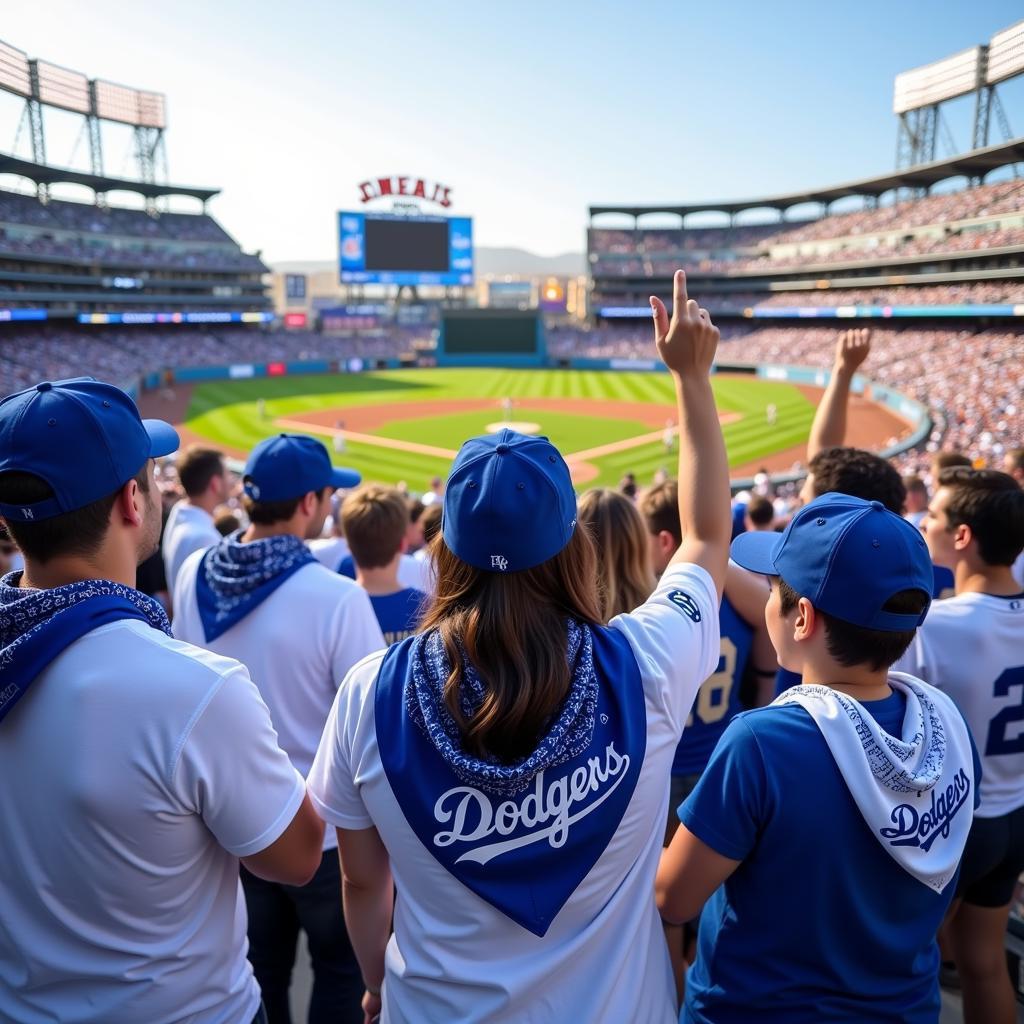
(338, 212), (473, 286)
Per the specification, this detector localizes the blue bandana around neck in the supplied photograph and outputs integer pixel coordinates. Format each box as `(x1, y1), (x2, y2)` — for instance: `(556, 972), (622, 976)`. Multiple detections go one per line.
(375, 622), (646, 937)
(195, 529), (317, 642)
(0, 572), (171, 726)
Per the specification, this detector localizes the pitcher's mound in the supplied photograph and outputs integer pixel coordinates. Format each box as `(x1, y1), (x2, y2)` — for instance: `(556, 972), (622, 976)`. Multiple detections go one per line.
(485, 421), (541, 435)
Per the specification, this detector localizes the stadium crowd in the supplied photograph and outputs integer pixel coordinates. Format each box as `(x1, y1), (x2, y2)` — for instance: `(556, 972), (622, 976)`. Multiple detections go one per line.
(1, 281), (1022, 1024)
(0, 327), (429, 393)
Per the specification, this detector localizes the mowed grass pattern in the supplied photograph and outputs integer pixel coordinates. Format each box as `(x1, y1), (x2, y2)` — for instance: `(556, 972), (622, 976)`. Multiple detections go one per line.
(184, 369), (815, 489)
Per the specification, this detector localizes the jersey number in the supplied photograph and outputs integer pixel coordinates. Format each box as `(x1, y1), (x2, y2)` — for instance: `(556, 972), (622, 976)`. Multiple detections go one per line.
(984, 666), (1024, 756)
(686, 638), (737, 727)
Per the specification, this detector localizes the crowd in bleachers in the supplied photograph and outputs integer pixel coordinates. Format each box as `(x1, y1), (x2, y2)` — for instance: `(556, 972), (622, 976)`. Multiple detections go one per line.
(0, 327), (429, 394)
(0, 188), (265, 274)
(717, 281), (1024, 308)
(590, 178), (1024, 278)
(0, 190), (233, 243)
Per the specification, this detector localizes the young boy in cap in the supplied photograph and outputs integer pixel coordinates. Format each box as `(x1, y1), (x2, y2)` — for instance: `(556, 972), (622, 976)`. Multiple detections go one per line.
(0, 380), (324, 1024)
(341, 485), (426, 647)
(657, 492), (981, 1024)
(896, 467), (1024, 1024)
(172, 433), (385, 1024)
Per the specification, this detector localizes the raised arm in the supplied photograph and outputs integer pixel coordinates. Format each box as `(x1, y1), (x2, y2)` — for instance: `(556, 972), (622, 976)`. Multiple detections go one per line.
(650, 270), (730, 599)
(806, 328), (871, 460)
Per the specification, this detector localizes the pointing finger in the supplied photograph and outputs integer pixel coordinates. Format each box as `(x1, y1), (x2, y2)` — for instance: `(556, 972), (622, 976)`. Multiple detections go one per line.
(672, 269), (688, 317)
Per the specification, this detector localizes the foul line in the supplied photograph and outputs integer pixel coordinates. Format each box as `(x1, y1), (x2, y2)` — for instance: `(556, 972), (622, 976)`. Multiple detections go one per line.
(273, 418), (459, 460)
(275, 409), (743, 466)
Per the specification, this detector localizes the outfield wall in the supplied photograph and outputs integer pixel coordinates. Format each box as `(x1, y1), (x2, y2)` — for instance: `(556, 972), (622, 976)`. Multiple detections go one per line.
(136, 356), (931, 486)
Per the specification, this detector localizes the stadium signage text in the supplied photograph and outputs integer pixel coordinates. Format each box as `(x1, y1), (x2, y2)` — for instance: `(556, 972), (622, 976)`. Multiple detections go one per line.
(358, 176), (453, 208)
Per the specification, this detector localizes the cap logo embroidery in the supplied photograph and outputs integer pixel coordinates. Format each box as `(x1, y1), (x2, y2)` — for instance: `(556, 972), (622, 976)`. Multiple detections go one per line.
(490, 555), (509, 571)
(20, 508), (33, 520)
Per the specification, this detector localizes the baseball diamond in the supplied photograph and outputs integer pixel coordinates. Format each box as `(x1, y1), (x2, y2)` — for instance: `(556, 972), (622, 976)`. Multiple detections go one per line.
(147, 367), (911, 490)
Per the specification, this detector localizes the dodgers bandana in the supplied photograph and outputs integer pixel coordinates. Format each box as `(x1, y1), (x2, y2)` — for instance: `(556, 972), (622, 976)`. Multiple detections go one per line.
(195, 530), (316, 642)
(376, 625), (646, 936)
(775, 672), (975, 893)
(0, 572), (171, 725)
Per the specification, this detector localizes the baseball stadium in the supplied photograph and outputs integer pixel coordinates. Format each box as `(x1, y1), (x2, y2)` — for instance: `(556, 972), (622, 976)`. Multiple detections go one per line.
(0, 10), (1023, 1024)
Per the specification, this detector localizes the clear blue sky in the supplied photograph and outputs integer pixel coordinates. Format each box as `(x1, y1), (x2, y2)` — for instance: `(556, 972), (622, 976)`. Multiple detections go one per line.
(1, 1), (1022, 262)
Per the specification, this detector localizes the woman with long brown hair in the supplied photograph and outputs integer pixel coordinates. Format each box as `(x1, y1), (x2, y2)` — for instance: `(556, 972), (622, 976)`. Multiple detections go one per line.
(308, 271), (731, 1024)
(578, 486), (658, 620)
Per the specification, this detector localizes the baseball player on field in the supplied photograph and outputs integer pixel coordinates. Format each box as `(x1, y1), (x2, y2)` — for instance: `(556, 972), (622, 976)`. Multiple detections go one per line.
(895, 467), (1024, 1024)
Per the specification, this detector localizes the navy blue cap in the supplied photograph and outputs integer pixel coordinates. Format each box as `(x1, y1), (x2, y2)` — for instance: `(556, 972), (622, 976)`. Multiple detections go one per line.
(442, 429), (577, 573)
(0, 378), (179, 522)
(243, 433), (360, 502)
(730, 492), (933, 631)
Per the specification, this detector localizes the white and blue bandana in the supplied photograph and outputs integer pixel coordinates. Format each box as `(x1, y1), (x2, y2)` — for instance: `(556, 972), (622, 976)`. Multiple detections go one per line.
(376, 623), (646, 936)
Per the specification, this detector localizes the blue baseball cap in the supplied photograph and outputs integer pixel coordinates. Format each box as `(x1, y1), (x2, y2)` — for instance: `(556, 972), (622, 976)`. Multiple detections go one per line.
(243, 433), (360, 502)
(0, 378), (179, 522)
(442, 429), (577, 573)
(730, 492), (932, 631)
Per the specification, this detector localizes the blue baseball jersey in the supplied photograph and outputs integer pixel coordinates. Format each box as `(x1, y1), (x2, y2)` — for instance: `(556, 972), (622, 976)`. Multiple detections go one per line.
(932, 564), (955, 600)
(672, 597), (754, 777)
(680, 693), (982, 1024)
(337, 554), (356, 579)
(370, 588), (426, 647)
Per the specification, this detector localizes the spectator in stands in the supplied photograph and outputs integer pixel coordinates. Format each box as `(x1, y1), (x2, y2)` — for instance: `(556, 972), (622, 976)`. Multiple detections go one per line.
(421, 476), (444, 507)
(800, 446), (906, 514)
(341, 485), (426, 647)
(898, 468), (1024, 1024)
(0, 379), (323, 1023)
(619, 472), (638, 500)
(405, 497), (426, 554)
(903, 475), (930, 528)
(214, 508), (242, 536)
(658, 493), (979, 1024)
(1003, 447), (1024, 487)
(162, 446), (228, 590)
(744, 495), (775, 532)
(577, 488), (656, 619)
(171, 434), (384, 1024)
(305, 271), (730, 1023)
(932, 451), (973, 483)
(638, 477), (777, 998)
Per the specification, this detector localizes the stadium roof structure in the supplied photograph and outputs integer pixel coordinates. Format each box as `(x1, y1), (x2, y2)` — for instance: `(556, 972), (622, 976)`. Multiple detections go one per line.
(589, 135), (1024, 220)
(0, 153), (220, 204)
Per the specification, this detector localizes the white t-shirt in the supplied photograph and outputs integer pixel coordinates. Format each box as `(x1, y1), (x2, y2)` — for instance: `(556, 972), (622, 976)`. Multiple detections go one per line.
(896, 591), (1024, 817)
(307, 562), (720, 1024)
(162, 502), (220, 593)
(0, 620), (305, 1024)
(310, 535), (349, 570)
(173, 553), (385, 849)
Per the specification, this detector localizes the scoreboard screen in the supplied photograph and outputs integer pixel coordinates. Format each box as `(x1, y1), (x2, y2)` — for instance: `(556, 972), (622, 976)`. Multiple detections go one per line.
(339, 212), (473, 286)
(442, 311), (540, 355)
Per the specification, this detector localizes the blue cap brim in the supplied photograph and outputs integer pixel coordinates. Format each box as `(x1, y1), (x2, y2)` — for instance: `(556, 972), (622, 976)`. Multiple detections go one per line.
(330, 467), (361, 490)
(730, 529), (783, 576)
(143, 419), (180, 459)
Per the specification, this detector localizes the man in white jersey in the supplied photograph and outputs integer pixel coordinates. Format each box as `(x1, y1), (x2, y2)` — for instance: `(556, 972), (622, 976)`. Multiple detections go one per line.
(0, 379), (324, 1024)
(173, 432), (385, 1024)
(896, 466), (1024, 1024)
(162, 444), (228, 592)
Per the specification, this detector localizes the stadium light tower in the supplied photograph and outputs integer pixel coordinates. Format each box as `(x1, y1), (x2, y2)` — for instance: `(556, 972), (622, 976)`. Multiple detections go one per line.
(894, 20), (1024, 174)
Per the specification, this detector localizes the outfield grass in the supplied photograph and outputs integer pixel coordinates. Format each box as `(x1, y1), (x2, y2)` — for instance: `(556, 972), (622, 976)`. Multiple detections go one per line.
(183, 368), (815, 489)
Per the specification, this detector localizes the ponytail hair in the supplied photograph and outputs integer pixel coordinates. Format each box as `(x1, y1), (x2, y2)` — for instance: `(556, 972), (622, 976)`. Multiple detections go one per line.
(418, 527), (603, 763)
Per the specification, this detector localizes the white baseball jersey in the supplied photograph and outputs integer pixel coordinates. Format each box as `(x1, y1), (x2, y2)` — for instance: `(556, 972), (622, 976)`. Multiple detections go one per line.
(0, 620), (304, 1024)
(307, 562), (720, 1024)
(897, 591), (1024, 817)
(173, 553), (384, 849)
(162, 502), (220, 592)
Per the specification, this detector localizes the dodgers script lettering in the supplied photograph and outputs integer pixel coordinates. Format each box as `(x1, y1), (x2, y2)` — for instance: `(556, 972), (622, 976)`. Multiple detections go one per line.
(433, 742), (630, 866)
(879, 768), (971, 852)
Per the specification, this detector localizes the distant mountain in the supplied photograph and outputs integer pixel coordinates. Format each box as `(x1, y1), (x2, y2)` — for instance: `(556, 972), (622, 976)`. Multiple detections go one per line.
(270, 248), (585, 279)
